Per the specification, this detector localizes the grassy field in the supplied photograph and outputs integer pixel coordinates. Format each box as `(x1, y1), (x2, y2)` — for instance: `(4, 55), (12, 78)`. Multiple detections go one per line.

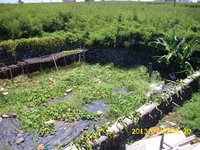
(0, 63), (162, 135)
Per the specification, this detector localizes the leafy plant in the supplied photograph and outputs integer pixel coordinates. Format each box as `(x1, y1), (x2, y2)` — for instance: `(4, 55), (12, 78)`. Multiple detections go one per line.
(149, 29), (196, 75)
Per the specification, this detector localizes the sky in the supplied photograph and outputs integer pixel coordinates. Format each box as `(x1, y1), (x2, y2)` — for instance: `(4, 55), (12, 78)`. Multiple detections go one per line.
(0, 0), (62, 3)
(0, 0), (198, 3)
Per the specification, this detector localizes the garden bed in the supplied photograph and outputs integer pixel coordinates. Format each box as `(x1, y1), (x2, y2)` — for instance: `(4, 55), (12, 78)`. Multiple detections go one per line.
(0, 62), (163, 149)
(65, 71), (200, 150)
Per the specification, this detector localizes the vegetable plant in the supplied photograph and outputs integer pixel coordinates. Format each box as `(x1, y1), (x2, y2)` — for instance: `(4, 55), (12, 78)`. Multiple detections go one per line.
(149, 29), (196, 75)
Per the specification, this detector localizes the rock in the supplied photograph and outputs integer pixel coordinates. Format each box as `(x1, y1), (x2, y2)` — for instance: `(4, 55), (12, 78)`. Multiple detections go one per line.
(83, 126), (89, 131)
(2, 92), (8, 95)
(17, 133), (24, 138)
(170, 122), (176, 127)
(160, 125), (166, 129)
(96, 111), (103, 116)
(37, 144), (45, 150)
(45, 120), (55, 124)
(19, 130), (24, 134)
(95, 79), (101, 83)
(2, 114), (10, 118)
(65, 88), (73, 93)
(145, 92), (151, 98)
(168, 112), (175, 116)
(48, 78), (56, 84)
(64, 93), (68, 96)
(165, 121), (177, 127)
(150, 83), (162, 91)
(16, 137), (24, 144)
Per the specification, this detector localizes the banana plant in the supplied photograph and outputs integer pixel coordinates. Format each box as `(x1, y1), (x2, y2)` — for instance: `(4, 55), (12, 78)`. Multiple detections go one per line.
(149, 29), (196, 75)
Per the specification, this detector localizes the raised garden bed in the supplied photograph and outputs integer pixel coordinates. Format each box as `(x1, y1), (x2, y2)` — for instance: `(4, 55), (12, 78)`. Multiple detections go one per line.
(0, 63), (163, 150)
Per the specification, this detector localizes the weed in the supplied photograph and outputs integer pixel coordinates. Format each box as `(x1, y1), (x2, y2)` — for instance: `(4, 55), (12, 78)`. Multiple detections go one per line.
(0, 63), (160, 135)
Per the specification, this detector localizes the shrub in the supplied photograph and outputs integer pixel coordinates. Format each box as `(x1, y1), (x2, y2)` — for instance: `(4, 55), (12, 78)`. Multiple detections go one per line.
(0, 2), (199, 62)
(0, 32), (82, 58)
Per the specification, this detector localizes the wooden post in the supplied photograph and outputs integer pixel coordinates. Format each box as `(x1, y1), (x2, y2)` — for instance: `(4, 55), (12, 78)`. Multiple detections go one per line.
(63, 56), (67, 66)
(83, 52), (85, 62)
(14, 56), (17, 63)
(78, 53), (81, 62)
(40, 63), (43, 71)
(73, 54), (75, 64)
(9, 68), (13, 79)
(149, 62), (152, 79)
(52, 54), (58, 71)
(24, 55), (27, 74)
(174, 0), (176, 7)
(26, 65), (29, 74)
(21, 65), (24, 74)
(0, 57), (3, 64)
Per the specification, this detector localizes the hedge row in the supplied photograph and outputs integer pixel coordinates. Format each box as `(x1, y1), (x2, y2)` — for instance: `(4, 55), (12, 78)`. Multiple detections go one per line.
(0, 32), (82, 58)
(1, 26), (199, 59)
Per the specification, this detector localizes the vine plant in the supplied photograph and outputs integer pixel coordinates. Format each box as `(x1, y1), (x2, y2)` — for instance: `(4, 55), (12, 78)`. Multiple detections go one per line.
(67, 72), (200, 150)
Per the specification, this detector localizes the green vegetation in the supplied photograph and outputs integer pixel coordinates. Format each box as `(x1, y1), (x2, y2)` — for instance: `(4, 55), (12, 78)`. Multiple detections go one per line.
(168, 91), (200, 137)
(0, 1), (199, 139)
(149, 29), (196, 75)
(0, 33), (81, 57)
(0, 63), (160, 135)
(64, 49), (85, 54)
(0, 2), (199, 58)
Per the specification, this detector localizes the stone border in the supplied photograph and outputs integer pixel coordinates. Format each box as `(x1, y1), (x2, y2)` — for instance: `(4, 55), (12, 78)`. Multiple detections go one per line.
(65, 71), (200, 150)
